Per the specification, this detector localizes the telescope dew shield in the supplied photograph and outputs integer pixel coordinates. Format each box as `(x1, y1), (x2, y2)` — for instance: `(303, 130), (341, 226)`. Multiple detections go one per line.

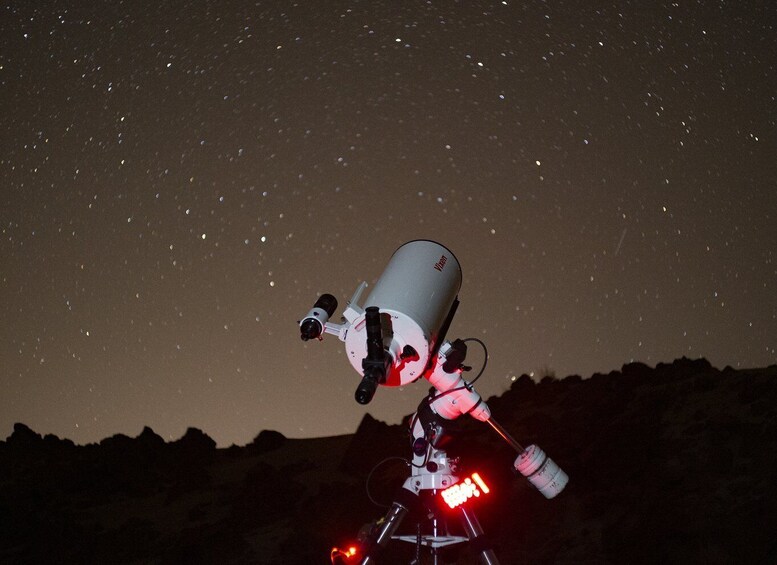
(344, 240), (462, 386)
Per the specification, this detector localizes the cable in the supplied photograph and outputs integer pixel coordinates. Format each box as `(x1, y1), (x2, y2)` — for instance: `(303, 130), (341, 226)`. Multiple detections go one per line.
(406, 410), (436, 469)
(365, 456), (409, 508)
(460, 337), (488, 387)
(430, 337), (489, 402)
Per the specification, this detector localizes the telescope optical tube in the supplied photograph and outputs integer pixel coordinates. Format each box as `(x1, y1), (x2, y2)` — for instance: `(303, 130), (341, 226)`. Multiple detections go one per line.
(355, 307), (391, 404)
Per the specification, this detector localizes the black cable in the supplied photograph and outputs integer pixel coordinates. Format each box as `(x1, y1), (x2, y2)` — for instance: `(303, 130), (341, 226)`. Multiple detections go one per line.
(406, 411), (434, 469)
(461, 337), (488, 387)
(407, 411), (422, 465)
(365, 456), (410, 508)
(410, 450), (431, 469)
(430, 337), (489, 402)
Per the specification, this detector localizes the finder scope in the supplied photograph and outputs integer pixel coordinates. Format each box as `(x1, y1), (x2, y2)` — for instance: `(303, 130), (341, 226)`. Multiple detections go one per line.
(299, 294), (338, 341)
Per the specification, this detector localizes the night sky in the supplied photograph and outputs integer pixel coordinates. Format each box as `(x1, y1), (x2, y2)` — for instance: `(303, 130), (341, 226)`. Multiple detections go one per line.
(2, 1), (775, 446)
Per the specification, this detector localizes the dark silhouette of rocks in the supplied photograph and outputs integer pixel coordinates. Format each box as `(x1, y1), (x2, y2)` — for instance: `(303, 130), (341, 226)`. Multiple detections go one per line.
(172, 426), (218, 452)
(137, 425), (166, 449)
(1, 357), (776, 564)
(7, 422), (44, 447)
(249, 429), (286, 454)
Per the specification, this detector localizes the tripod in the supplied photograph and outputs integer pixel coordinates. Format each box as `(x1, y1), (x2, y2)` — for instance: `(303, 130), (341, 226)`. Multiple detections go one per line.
(354, 399), (500, 565)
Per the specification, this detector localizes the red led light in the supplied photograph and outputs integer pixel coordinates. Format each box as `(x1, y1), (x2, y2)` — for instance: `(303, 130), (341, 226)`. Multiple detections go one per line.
(472, 472), (490, 494)
(441, 472), (491, 509)
(330, 545), (359, 563)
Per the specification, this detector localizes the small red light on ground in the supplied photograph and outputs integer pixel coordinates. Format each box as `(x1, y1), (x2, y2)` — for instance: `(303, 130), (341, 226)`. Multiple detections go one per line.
(441, 473), (491, 509)
(330, 545), (359, 563)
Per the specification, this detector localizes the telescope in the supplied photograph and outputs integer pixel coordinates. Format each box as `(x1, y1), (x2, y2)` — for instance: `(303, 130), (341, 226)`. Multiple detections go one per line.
(299, 240), (568, 564)
(300, 239), (462, 400)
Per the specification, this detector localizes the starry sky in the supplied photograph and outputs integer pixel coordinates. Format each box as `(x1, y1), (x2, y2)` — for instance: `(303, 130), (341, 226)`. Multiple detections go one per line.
(2, 0), (775, 446)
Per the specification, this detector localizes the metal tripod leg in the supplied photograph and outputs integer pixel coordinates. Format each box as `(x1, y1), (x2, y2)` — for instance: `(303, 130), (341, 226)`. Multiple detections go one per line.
(459, 505), (500, 565)
(359, 501), (410, 565)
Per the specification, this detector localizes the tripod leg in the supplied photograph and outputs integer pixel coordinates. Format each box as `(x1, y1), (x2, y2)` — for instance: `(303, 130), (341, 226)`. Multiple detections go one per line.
(359, 488), (418, 565)
(459, 506), (500, 565)
(360, 503), (407, 564)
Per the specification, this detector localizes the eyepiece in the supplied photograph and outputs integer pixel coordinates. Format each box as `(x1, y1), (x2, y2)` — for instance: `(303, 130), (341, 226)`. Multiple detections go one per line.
(354, 371), (380, 405)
